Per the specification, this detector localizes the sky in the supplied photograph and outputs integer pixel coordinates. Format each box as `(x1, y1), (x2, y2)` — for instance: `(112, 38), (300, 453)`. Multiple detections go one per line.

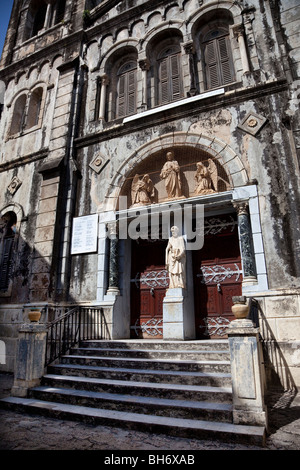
(0, 0), (14, 59)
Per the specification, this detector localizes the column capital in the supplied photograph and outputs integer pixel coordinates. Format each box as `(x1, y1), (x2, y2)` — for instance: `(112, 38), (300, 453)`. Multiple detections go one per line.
(139, 58), (150, 71)
(233, 200), (249, 216)
(100, 74), (109, 86)
(183, 40), (195, 54)
(232, 23), (245, 39)
(107, 221), (118, 238)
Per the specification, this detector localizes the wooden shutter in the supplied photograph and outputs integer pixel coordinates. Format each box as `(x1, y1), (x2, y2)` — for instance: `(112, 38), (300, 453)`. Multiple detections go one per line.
(159, 52), (182, 104)
(117, 74), (126, 118)
(159, 57), (169, 104)
(117, 64), (136, 118)
(205, 41), (220, 89)
(127, 70), (136, 115)
(170, 54), (181, 100)
(204, 34), (234, 89)
(218, 36), (233, 84)
(0, 236), (14, 291)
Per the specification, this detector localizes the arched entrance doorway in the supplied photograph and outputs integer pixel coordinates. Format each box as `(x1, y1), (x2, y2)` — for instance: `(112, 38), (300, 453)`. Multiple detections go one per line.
(115, 141), (243, 340)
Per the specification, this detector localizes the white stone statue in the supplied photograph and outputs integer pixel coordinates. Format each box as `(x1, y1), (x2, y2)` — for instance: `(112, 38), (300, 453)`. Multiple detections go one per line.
(131, 173), (154, 206)
(165, 226), (186, 289)
(160, 151), (182, 199)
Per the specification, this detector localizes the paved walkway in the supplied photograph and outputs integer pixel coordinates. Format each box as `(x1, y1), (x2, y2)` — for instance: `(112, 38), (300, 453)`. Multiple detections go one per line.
(0, 373), (299, 451)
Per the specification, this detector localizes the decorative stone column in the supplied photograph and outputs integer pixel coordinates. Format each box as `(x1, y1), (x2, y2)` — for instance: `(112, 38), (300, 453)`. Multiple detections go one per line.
(11, 322), (47, 397)
(44, 3), (53, 29)
(233, 24), (250, 74)
(98, 74), (109, 120)
(107, 221), (119, 296)
(183, 41), (197, 96)
(139, 58), (150, 109)
(233, 201), (257, 285)
(227, 296), (268, 430)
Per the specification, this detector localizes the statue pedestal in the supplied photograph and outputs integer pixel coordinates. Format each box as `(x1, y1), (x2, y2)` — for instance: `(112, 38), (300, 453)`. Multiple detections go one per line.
(163, 288), (193, 340)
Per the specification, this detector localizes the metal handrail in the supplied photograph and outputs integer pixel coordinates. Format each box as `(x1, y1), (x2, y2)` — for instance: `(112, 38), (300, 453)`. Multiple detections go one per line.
(45, 306), (109, 366)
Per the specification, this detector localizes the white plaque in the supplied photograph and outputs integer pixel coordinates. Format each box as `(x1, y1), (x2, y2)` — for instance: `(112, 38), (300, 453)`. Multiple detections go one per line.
(71, 214), (98, 254)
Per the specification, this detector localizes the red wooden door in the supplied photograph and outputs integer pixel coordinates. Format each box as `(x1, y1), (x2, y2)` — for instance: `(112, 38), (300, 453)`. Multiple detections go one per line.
(193, 215), (242, 339)
(130, 240), (168, 339)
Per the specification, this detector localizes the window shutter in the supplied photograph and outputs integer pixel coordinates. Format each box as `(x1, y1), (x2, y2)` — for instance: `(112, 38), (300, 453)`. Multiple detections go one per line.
(127, 70), (136, 115)
(218, 37), (233, 84)
(117, 74), (126, 118)
(170, 54), (181, 100)
(159, 53), (182, 104)
(159, 57), (169, 104)
(204, 33), (234, 89)
(0, 236), (14, 291)
(117, 66), (136, 118)
(205, 41), (220, 89)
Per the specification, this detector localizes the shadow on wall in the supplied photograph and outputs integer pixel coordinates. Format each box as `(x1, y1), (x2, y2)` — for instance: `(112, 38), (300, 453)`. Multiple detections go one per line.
(257, 302), (297, 394)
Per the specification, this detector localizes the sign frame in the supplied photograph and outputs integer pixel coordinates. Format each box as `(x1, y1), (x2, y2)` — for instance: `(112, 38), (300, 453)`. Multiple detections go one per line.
(71, 214), (99, 255)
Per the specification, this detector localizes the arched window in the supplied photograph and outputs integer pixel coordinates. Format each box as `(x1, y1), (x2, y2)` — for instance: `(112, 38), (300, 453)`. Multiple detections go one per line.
(202, 27), (235, 89)
(26, 87), (43, 129)
(10, 94), (26, 135)
(31, 2), (47, 37)
(157, 45), (183, 105)
(117, 61), (137, 118)
(25, 0), (66, 40)
(0, 212), (17, 293)
(9, 87), (44, 135)
(54, 0), (66, 24)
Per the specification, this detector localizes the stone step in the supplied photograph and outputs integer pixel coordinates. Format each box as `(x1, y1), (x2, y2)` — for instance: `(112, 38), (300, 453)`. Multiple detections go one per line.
(28, 386), (233, 422)
(79, 339), (229, 351)
(62, 354), (231, 373)
(71, 347), (230, 361)
(0, 396), (266, 447)
(48, 363), (232, 387)
(41, 374), (233, 402)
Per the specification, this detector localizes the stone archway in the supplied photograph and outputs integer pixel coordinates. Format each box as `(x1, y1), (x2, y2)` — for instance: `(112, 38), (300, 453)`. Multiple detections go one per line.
(104, 132), (249, 211)
(101, 133), (250, 340)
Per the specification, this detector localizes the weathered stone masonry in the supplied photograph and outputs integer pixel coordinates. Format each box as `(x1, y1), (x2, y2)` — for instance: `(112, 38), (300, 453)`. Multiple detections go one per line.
(0, 0), (299, 391)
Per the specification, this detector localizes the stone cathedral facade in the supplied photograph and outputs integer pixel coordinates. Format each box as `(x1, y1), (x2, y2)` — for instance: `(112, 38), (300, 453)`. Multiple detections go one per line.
(0, 0), (299, 391)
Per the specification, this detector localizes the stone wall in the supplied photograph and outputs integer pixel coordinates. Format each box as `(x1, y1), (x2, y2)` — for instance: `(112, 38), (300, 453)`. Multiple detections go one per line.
(0, 0), (299, 388)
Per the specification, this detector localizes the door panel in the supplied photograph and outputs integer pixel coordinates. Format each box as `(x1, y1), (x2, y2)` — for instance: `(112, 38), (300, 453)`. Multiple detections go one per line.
(193, 215), (242, 339)
(130, 240), (168, 339)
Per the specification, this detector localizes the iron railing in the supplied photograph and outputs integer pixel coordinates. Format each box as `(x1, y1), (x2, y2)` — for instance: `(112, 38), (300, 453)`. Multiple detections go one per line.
(45, 306), (109, 366)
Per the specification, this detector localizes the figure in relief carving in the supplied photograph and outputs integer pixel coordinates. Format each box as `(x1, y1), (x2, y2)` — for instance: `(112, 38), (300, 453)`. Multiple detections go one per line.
(166, 226), (186, 289)
(160, 151), (182, 199)
(131, 174), (154, 206)
(194, 160), (217, 195)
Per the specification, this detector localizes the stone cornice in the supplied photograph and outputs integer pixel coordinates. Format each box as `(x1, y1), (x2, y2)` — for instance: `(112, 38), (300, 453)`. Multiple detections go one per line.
(74, 78), (288, 149)
(85, 0), (169, 36)
(0, 148), (49, 173)
(0, 30), (85, 83)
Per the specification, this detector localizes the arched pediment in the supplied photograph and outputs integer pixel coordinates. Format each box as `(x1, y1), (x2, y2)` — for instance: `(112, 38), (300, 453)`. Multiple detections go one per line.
(104, 132), (249, 211)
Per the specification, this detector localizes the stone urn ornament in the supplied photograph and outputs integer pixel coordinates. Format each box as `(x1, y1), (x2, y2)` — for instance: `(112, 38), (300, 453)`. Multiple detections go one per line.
(231, 296), (250, 319)
(28, 308), (42, 322)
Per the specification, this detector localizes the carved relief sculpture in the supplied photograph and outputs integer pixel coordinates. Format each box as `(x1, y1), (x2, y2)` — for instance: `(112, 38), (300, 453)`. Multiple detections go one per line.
(165, 226), (186, 289)
(131, 174), (154, 206)
(194, 160), (217, 195)
(160, 151), (182, 199)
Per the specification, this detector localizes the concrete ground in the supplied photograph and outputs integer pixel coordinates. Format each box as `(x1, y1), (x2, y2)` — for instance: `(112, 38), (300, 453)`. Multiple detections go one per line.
(0, 372), (299, 452)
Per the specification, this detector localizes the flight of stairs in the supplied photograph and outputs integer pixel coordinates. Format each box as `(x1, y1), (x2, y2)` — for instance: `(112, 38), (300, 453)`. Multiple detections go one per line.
(0, 339), (266, 446)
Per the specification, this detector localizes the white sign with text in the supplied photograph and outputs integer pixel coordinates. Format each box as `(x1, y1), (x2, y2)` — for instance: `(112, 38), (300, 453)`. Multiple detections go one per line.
(71, 214), (98, 254)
